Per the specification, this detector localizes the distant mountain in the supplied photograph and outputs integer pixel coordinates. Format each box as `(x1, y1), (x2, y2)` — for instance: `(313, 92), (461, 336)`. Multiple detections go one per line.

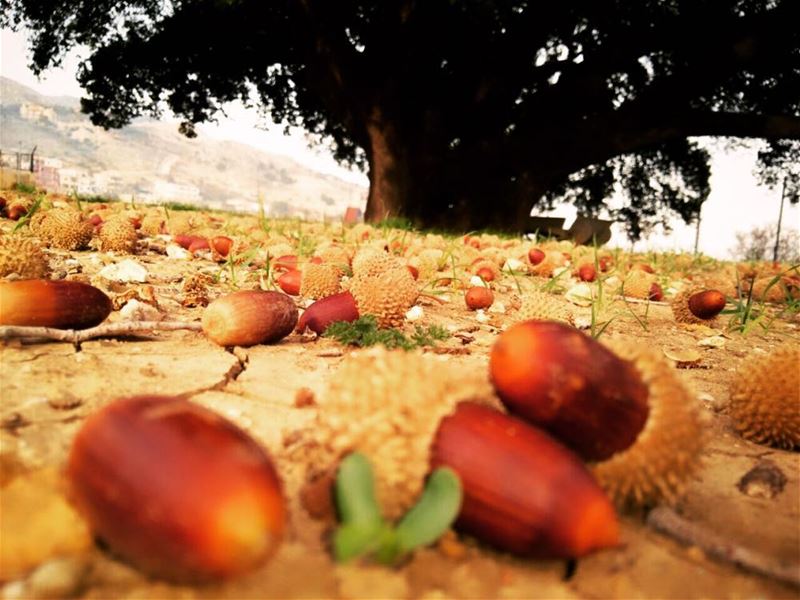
(0, 77), (366, 218)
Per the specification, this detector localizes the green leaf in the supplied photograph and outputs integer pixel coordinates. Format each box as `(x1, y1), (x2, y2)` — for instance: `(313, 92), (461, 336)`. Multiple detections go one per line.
(394, 467), (462, 555)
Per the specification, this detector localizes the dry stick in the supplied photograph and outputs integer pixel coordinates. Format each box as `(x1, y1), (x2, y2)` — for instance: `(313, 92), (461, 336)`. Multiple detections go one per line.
(0, 321), (203, 344)
(647, 506), (800, 588)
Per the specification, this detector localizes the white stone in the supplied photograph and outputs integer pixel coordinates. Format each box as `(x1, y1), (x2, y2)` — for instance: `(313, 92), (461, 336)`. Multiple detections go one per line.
(488, 301), (506, 314)
(503, 258), (524, 272)
(119, 299), (162, 322)
(98, 259), (148, 283)
(405, 305), (424, 322)
(469, 275), (489, 287)
(165, 244), (191, 259)
(475, 309), (490, 323)
(565, 282), (594, 307)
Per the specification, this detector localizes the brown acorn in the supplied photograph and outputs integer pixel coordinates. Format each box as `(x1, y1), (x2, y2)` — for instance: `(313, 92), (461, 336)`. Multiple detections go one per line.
(528, 248), (545, 265)
(67, 396), (285, 582)
(296, 291), (359, 334)
(490, 321), (649, 461)
(465, 286), (494, 310)
(277, 269), (302, 296)
(210, 236), (234, 260)
(687, 289), (726, 320)
(202, 290), (298, 347)
(0, 280), (112, 329)
(649, 282), (664, 301)
(490, 322), (706, 507)
(273, 255), (298, 272)
(577, 263), (597, 282)
(430, 402), (619, 558)
(476, 266), (496, 282)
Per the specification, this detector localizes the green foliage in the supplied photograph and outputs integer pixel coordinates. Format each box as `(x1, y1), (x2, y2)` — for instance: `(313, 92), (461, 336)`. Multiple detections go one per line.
(375, 216), (415, 231)
(323, 316), (449, 351)
(160, 201), (196, 212)
(12, 181), (36, 194)
(724, 266), (800, 334)
(333, 453), (462, 566)
(11, 193), (44, 233)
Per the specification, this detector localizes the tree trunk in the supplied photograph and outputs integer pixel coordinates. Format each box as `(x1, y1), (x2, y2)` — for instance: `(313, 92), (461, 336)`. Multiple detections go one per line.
(363, 111), (412, 223)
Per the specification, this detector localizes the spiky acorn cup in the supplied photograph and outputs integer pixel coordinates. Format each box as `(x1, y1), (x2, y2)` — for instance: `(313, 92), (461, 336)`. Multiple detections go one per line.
(621, 270), (656, 299)
(314, 245), (351, 276)
(311, 348), (499, 519)
(514, 290), (574, 326)
(349, 266), (418, 328)
(728, 344), (799, 449)
(0, 237), (50, 279)
(671, 288), (725, 325)
(409, 249), (442, 281)
(351, 248), (400, 277)
(37, 209), (93, 251)
(300, 263), (341, 300)
(99, 216), (138, 253)
(593, 340), (707, 507)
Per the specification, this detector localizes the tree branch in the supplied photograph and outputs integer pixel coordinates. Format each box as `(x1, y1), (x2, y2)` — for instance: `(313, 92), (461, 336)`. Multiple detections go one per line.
(0, 321), (202, 345)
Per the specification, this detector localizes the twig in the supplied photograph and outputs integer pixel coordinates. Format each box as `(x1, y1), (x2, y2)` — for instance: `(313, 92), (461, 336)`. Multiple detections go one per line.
(647, 506), (800, 588)
(0, 321), (202, 344)
(418, 292), (447, 305)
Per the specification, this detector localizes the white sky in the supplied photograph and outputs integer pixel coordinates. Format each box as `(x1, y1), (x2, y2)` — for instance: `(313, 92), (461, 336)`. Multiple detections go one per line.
(2, 27), (798, 259)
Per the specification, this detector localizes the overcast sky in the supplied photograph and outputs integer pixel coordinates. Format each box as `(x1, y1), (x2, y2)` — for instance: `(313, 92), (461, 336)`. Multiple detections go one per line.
(2, 27), (797, 260)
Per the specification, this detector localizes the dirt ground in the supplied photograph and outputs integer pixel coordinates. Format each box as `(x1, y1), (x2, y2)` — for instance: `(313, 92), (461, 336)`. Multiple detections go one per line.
(1, 201), (799, 599)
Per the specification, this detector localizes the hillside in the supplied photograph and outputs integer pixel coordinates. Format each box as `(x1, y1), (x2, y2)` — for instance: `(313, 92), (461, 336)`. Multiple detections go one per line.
(0, 77), (366, 218)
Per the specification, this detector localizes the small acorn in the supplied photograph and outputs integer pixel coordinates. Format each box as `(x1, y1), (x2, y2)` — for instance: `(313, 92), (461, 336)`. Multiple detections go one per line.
(465, 286), (494, 310)
(490, 321), (705, 507)
(728, 344), (799, 449)
(431, 402), (619, 558)
(188, 237), (210, 254)
(277, 269), (302, 296)
(687, 289), (726, 320)
(528, 248), (545, 266)
(577, 263), (597, 282)
(476, 266), (496, 282)
(649, 282), (664, 301)
(67, 396), (285, 582)
(210, 236), (234, 260)
(0, 280), (112, 329)
(296, 291), (360, 334)
(671, 288), (726, 324)
(202, 290), (298, 347)
(273, 255), (298, 272)
(407, 265), (420, 280)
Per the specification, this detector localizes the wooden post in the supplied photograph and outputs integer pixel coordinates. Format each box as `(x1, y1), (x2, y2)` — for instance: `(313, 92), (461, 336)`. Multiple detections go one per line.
(772, 177), (787, 263)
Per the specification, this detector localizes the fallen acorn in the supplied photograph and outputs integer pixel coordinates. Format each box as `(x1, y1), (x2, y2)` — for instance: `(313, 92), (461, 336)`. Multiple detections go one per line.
(476, 266), (496, 282)
(465, 286), (494, 310)
(187, 237), (210, 254)
(273, 255), (298, 272)
(490, 321), (705, 507)
(0, 280), (112, 329)
(577, 263), (597, 282)
(210, 236), (233, 259)
(67, 396), (285, 582)
(202, 290), (298, 346)
(528, 248), (545, 266)
(431, 402), (619, 558)
(277, 269), (302, 296)
(687, 289), (726, 320)
(296, 291), (359, 334)
(295, 349), (618, 560)
(649, 282), (664, 301)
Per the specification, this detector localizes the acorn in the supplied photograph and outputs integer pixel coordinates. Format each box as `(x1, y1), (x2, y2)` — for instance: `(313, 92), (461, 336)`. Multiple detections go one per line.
(476, 266), (495, 282)
(201, 290), (298, 347)
(38, 209), (94, 251)
(187, 237), (210, 254)
(687, 289), (726, 319)
(431, 402), (619, 558)
(671, 289), (725, 324)
(407, 265), (420, 280)
(528, 248), (545, 266)
(277, 269), (302, 296)
(728, 344), (799, 449)
(174, 234), (202, 250)
(67, 396), (285, 582)
(273, 255), (298, 272)
(0, 280), (112, 329)
(296, 291), (359, 334)
(622, 270), (656, 299)
(577, 263), (597, 282)
(210, 236), (234, 260)
(490, 322), (705, 507)
(649, 282), (664, 302)
(465, 286), (494, 310)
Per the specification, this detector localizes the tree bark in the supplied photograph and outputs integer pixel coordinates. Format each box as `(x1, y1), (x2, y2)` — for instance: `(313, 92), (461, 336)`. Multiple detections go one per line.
(363, 111), (412, 223)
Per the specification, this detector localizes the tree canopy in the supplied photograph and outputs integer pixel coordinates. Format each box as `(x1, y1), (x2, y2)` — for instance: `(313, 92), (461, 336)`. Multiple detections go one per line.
(4, 0), (800, 238)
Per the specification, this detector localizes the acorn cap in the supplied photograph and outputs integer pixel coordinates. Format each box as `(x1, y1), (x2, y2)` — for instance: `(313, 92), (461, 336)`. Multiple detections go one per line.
(99, 216), (138, 253)
(350, 267), (418, 328)
(470, 259), (501, 281)
(39, 209), (93, 251)
(0, 236), (50, 280)
(409, 249), (442, 281)
(592, 340), (706, 507)
(299, 263), (341, 300)
(351, 249), (402, 279)
(313, 348), (499, 519)
(514, 290), (574, 325)
(621, 270), (656, 300)
(728, 344), (799, 449)
(314, 245), (350, 275)
(139, 213), (166, 237)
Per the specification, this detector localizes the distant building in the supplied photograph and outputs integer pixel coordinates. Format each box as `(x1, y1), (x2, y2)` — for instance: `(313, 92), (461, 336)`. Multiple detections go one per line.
(34, 166), (60, 191)
(343, 206), (363, 224)
(19, 103), (56, 122)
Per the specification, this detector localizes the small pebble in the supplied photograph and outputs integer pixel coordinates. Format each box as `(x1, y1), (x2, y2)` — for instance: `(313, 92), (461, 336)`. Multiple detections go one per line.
(26, 557), (89, 600)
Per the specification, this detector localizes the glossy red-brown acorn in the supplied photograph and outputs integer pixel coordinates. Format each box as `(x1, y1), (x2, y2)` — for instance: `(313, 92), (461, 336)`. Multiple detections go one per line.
(489, 321), (649, 461)
(407, 265), (420, 280)
(67, 396), (285, 582)
(202, 290), (298, 346)
(649, 282), (664, 301)
(210, 236), (234, 258)
(465, 286), (493, 310)
(277, 269), (302, 296)
(188, 237), (210, 254)
(0, 280), (112, 329)
(174, 234), (204, 250)
(528, 248), (545, 265)
(476, 266), (495, 282)
(430, 402), (619, 558)
(272, 255), (298, 273)
(577, 263), (597, 282)
(687, 289), (726, 320)
(296, 291), (359, 334)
